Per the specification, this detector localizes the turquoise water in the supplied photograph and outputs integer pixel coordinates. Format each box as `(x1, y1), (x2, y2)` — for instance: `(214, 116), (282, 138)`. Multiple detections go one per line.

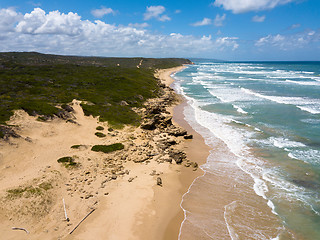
(174, 60), (320, 239)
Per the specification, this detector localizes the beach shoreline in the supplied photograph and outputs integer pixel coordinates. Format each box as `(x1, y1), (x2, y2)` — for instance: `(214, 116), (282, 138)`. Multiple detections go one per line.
(0, 65), (211, 240)
(155, 67), (211, 240)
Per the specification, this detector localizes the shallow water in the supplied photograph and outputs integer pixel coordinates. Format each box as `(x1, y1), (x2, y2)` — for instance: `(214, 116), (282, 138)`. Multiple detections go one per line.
(174, 61), (320, 240)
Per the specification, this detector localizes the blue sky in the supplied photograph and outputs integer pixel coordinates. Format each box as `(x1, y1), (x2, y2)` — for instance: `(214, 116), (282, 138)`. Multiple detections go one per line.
(0, 0), (319, 60)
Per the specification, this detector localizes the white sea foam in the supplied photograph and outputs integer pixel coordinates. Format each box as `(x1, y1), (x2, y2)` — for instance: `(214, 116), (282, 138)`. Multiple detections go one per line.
(269, 137), (306, 149)
(301, 118), (320, 124)
(297, 106), (320, 114)
(267, 200), (278, 215)
(233, 104), (248, 114)
(224, 201), (239, 240)
(285, 80), (320, 86)
(288, 149), (320, 164)
(241, 87), (320, 114)
(288, 152), (298, 160)
(253, 178), (268, 199)
(208, 86), (258, 104)
(185, 95), (276, 216)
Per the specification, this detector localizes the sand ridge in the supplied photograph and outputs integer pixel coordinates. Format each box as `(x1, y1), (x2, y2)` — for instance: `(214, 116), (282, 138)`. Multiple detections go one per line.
(0, 66), (207, 240)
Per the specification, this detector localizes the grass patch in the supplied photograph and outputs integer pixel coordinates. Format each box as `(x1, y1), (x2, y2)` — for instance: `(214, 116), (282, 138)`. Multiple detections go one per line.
(39, 182), (53, 191)
(57, 156), (79, 168)
(91, 143), (124, 153)
(6, 181), (52, 199)
(95, 132), (106, 138)
(96, 126), (104, 131)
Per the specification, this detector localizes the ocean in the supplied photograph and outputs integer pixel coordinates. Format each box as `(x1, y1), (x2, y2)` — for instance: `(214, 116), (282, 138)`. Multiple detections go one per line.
(172, 60), (320, 240)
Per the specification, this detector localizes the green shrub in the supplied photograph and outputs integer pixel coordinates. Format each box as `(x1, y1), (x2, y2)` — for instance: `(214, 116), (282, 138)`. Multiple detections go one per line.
(71, 144), (84, 149)
(57, 156), (73, 163)
(95, 132), (106, 138)
(91, 143), (124, 153)
(57, 156), (78, 168)
(96, 126), (104, 130)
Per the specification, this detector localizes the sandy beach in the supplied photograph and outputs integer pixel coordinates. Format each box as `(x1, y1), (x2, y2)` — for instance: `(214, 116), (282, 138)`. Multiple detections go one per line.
(0, 66), (210, 240)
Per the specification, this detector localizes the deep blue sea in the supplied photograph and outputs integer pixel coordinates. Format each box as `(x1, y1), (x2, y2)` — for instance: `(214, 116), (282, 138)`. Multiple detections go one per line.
(173, 60), (320, 240)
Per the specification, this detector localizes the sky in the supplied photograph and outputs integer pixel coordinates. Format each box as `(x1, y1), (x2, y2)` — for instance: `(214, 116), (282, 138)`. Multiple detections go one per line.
(0, 0), (320, 61)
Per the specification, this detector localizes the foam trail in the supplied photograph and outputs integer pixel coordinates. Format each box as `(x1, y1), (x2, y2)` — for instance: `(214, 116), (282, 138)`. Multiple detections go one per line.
(224, 201), (239, 240)
(233, 104), (248, 114)
(241, 87), (320, 114)
(297, 106), (320, 114)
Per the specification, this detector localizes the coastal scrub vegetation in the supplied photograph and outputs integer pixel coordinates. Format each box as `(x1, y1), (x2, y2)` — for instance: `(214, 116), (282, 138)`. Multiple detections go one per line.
(6, 182), (53, 199)
(91, 143), (124, 153)
(71, 144), (85, 149)
(57, 156), (78, 168)
(0, 52), (191, 134)
(95, 132), (106, 138)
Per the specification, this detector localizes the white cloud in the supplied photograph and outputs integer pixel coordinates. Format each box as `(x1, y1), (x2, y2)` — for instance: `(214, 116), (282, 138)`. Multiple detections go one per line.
(0, 7), (239, 57)
(252, 15), (266, 22)
(216, 37), (239, 50)
(91, 6), (115, 18)
(16, 8), (83, 35)
(175, 10), (181, 14)
(0, 8), (22, 31)
(213, 0), (295, 14)
(191, 14), (226, 27)
(255, 30), (320, 50)
(128, 22), (149, 28)
(191, 18), (212, 27)
(289, 23), (301, 30)
(214, 13), (226, 26)
(144, 6), (171, 22)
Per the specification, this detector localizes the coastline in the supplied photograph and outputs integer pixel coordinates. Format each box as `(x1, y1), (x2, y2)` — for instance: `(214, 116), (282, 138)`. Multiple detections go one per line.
(155, 67), (211, 240)
(0, 65), (210, 240)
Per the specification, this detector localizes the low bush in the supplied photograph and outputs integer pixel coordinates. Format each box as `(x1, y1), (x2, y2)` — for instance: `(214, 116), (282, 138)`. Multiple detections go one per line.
(96, 126), (104, 130)
(57, 156), (78, 168)
(95, 132), (106, 138)
(91, 143), (124, 153)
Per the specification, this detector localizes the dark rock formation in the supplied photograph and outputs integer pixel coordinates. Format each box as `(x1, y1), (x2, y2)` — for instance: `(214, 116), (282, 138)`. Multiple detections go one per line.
(157, 177), (162, 186)
(0, 125), (20, 140)
(184, 134), (193, 139)
(169, 150), (186, 164)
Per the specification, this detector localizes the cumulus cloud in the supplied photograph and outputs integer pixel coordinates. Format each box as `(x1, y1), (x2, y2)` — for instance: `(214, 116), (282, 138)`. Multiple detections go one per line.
(214, 13), (226, 26)
(144, 6), (170, 22)
(213, 0), (295, 14)
(252, 15), (266, 22)
(216, 37), (239, 50)
(191, 18), (212, 27)
(0, 7), (239, 57)
(0, 8), (22, 31)
(91, 6), (115, 18)
(255, 30), (320, 50)
(16, 8), (82, 35)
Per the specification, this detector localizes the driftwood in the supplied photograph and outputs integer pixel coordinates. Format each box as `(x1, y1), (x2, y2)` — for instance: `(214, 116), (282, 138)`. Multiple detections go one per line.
(62, 198), (70, 222)
(69, 208), (95, 234)
(12, 227), (29, 234)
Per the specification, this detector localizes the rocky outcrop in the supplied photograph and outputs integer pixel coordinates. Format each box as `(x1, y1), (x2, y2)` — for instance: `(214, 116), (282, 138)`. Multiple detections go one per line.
(169, 150), (186, 164)
(0, 125), (20, 140)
